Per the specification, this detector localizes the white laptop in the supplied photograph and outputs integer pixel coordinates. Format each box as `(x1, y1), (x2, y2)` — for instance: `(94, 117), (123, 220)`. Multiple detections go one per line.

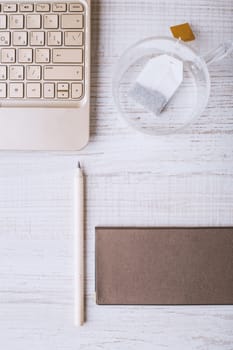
(0, 0), (90, 151)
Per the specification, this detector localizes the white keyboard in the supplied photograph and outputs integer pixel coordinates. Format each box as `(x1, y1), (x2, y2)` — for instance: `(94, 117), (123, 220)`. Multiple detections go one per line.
(0, 2), (86, 106)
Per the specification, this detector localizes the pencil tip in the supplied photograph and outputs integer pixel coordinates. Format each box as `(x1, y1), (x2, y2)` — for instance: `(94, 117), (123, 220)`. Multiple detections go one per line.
(77, 162), (81, 169)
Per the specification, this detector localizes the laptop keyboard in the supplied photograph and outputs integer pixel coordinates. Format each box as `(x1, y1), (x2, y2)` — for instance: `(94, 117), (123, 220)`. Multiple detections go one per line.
(0, 2), (86, 105)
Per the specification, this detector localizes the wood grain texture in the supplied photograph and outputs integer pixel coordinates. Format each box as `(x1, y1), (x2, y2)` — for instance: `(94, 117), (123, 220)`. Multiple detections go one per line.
(0, 0), (233, 349)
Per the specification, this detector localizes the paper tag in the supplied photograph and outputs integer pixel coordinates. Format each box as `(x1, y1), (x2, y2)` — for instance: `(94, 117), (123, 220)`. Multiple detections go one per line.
(170, 23), (195, 42)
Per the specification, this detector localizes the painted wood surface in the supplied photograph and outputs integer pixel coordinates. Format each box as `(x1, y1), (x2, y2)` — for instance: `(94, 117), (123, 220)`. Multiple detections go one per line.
(0, 0), (233, 349)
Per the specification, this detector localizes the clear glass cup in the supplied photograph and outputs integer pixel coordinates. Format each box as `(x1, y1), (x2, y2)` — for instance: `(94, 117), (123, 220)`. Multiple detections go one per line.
(113, 37), (233, 135)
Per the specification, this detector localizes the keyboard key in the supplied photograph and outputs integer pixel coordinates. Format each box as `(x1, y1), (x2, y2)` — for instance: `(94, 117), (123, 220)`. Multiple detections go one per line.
(44, 65), (83, 80)
(18, 48), (33, 63)
(48, 31), (62, 46)
(52, 48), (83, 63)
(61, 14), (83, 29)
(1, 48), (15, 63)
(52, 3), (67, 12)
(35, 48), (50, 63)
(65, 31), (83, 46)
(26, 14), (41, 29)
(58, 91), (69, 98)
(9, 83), (24, 98)
(0, 83), (7, 97)
(0, 15), (7, 29)
(27, 65), (41, 80)
(43, 83), (55, 98)
(0, 66), (7, 80)
(0, 32), (10, 46)
(69, 3), (84, 12)
(30, 31), (45, 46)
(3, 4), (17, 12)
(9, 15), (24, 29)
(9, 66), (24, 80)
(58, 83), (69, 91)
(19, 4), (34, 12)
(13, 32), (28, 46)
(44, 14), (58, 29)
(36, 4), (50, 12)
(72, 83), (83, 99)
(27, 83), (41, 98)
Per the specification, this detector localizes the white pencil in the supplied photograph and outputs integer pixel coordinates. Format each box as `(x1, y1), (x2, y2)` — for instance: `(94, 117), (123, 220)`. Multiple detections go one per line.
(74, 162), (84, 326)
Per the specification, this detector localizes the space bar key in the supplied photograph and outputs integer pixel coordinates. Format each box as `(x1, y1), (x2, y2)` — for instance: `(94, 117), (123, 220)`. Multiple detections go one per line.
(44, 66), (83, 80)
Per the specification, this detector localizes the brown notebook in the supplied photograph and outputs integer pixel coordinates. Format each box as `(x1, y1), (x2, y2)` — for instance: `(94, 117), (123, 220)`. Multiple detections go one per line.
(95, 227), (233, 305)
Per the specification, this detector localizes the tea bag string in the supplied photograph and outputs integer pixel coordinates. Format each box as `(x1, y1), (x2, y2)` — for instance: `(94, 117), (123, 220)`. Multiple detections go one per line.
(171, 37), (182, 58)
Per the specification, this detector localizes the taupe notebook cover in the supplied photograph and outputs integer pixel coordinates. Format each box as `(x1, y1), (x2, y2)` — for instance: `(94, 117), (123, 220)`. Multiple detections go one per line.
(95, 227), (233, 305)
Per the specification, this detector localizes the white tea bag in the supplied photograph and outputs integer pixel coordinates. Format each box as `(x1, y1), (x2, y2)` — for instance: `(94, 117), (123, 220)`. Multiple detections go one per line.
(129, 54), (183, 115)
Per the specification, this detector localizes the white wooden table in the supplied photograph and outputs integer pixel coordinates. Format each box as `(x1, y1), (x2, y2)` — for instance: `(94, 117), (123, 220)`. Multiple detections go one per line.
(0, 1), (233, 349)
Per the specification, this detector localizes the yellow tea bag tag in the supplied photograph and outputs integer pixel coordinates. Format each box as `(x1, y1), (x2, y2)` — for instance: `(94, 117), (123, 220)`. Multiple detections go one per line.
(170, 23), (195, 42)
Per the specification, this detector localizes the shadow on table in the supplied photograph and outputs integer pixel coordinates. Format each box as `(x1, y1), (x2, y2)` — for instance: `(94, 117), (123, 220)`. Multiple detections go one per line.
(90, 0), (102, 140)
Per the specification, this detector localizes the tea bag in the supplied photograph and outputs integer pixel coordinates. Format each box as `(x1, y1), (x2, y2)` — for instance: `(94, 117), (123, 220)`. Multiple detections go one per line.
(129, 54), (183, 115)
